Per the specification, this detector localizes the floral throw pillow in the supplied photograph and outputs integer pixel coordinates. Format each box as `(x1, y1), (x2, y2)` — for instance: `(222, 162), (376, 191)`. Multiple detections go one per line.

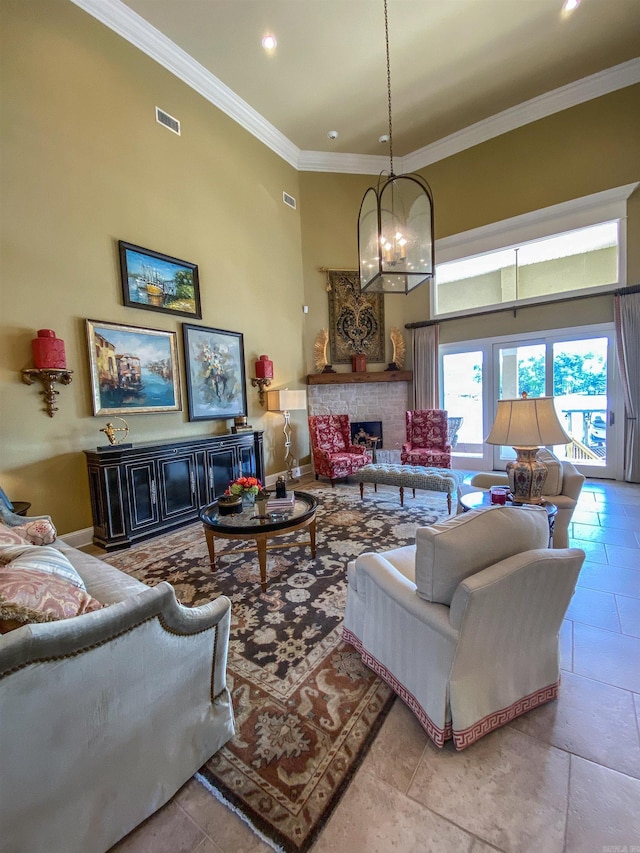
(12, 518), (57, 545)
(0, 568), (103, 633)
(0, 524), (29, 548)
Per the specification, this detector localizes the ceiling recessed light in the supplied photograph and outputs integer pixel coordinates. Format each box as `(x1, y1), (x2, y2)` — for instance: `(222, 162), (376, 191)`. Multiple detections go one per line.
(561, 0), (580, 14)
(262, 34), (277, 51)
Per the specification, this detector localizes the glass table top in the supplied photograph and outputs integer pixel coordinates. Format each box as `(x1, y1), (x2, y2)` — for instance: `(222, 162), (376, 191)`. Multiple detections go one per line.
(200, 490), (318, 533)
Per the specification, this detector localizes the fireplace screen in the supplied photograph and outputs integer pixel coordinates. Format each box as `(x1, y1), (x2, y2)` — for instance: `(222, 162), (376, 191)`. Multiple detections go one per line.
(350, 421), (383, 450)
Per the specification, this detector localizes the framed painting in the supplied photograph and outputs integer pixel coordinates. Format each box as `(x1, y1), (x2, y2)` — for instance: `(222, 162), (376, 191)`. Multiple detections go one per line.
(86, 319), (181, 415)
(118, 240), (202, 319)
(182, 324), (247, 421)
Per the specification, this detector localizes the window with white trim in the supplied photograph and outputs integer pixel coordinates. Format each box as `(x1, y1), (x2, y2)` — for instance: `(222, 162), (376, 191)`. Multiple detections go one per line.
(431, 183), (637, 319)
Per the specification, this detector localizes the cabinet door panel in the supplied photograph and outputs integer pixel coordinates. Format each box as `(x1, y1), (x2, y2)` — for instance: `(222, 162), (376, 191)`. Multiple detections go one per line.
(207, 449), (236, 499)
(126, 463), (159, 530)
(160, 455), (199, 518)
(239, 445), (256, 479)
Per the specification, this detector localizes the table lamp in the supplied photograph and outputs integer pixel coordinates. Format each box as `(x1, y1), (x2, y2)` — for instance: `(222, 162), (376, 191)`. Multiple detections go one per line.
(267, 389), (307, 481)
(485, 393), (570, 504)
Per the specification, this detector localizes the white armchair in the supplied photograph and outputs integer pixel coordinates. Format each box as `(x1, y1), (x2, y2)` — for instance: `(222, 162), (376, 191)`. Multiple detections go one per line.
(466, 453), (585, 547)
(343, 506), (585, 750)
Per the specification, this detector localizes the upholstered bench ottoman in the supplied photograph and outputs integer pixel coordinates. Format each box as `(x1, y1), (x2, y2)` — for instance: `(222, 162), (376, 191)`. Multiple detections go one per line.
(357, 464), (464, 514)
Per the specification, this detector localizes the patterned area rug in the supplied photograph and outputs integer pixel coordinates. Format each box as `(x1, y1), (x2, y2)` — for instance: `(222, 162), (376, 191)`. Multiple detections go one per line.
(104, 483), (449, 852)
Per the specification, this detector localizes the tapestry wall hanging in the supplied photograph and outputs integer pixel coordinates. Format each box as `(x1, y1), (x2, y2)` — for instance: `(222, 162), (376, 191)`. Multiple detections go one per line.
(326, 270), (385, 364)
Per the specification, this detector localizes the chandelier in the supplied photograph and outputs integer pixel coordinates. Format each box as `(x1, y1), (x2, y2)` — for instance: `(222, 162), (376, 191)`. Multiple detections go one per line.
(358, 0), (435, 294)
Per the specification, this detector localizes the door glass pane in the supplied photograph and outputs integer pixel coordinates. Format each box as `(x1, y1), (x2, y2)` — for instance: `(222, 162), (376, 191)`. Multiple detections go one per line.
(442, 351), (484, 456)
(496, 343), (546, 462)
(552, 338), (608, 468)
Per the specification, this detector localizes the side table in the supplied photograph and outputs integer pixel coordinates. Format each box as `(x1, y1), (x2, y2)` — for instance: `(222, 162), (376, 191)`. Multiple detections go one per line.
(459, 490), (557, 547)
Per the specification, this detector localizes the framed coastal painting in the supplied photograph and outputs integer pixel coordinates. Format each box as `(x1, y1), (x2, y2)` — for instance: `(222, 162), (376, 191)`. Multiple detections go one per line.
(182, 324), (247, 421)
(86, 319), (181, 415)
(118, 240), (202, 319)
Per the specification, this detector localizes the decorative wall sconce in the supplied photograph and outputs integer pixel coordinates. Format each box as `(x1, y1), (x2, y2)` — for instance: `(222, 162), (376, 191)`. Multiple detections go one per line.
(22, 368), (73, 417)
(22, 328), (72, 417)
(251, 354), (274, 406)
(251, 376), (272, 406)
(267, 388), (308, 481)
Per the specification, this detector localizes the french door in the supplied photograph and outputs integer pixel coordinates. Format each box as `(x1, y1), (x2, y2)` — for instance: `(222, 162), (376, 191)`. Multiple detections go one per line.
(441, 325), (622, 479)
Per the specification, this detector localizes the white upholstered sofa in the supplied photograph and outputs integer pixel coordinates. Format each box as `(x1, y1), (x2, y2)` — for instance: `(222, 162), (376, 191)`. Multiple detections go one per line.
(343, 506), (585, 750)
(0, 529), (234, 853)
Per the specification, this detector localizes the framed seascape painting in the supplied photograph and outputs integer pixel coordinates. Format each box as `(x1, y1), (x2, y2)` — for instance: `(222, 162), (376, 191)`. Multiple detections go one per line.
(182, 324), (247, 422)
(118, 240), (202, 319)
(86, 319), (182, 415)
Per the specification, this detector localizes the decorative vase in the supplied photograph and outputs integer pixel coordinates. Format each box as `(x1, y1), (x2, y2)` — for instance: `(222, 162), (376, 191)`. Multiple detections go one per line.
(256, 497), (268, 517)
(32, 329), (66, 369)
(241, 492), (256, 509)
(254, 354), (274, 379)
(351, 354), (366, 372)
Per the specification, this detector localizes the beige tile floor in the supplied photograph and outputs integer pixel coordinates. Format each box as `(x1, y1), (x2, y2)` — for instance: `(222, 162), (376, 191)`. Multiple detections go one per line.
(111, 476), (640, 853)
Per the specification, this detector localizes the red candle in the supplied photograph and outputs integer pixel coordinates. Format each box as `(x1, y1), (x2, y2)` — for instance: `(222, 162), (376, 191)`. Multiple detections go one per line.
(32, 329), (66, 369)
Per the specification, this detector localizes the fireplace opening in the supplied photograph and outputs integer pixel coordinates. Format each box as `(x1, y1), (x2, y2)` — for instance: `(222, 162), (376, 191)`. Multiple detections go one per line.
(351, 421), (383, 455)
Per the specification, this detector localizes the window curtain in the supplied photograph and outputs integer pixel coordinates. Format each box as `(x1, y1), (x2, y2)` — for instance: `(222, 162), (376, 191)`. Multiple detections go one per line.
(412, 324), (439, 409)
(614, 286), (640, 483)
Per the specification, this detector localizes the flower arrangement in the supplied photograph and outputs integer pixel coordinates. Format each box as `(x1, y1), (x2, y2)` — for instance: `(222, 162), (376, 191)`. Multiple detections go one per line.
(227, 476), (262, 498)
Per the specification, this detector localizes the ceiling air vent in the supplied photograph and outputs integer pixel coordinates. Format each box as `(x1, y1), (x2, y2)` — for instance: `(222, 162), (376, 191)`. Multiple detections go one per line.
(283, 192), (297, 210)
(155, 107), (181, 136)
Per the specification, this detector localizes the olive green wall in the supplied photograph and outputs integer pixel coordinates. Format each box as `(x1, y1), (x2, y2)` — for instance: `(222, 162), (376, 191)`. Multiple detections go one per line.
(300, 84), (640, 360)
(1, 1), (639, 534)
(0, 0), (307, 532)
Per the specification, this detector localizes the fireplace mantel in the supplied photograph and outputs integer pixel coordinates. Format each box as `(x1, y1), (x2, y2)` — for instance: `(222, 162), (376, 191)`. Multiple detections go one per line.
(307, 370), (412, 385)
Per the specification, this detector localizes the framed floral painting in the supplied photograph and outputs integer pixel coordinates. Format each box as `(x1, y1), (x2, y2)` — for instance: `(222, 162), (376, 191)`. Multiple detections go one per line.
(182, 324), (247, 421)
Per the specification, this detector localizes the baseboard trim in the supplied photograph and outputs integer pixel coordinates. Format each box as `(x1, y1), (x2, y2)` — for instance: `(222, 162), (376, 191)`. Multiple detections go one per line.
(60, 527), (95, 549)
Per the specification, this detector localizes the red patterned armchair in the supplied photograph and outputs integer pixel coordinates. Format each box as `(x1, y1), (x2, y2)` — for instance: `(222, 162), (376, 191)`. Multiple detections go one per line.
(308, 415), (371, 486)
(401, 409), (452, 469)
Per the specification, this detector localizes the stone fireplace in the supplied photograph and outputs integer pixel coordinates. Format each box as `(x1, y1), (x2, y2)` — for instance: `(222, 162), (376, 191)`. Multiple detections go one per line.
(306, 371), (413, 459)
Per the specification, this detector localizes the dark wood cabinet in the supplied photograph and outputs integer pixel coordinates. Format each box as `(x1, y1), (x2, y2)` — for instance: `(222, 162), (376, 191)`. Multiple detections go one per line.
(85, 432), (264, 550)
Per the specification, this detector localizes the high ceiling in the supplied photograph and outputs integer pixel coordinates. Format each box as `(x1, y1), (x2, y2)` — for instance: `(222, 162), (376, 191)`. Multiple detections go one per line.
(113, 0), (640, 159)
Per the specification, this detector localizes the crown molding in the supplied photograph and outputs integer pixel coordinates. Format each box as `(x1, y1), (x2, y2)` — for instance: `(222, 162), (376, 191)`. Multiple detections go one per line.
(297, 151), (390, 175)
(70, 0), (639, 175)
(70, 0), (301, 168)
(402, 58), (640, 174)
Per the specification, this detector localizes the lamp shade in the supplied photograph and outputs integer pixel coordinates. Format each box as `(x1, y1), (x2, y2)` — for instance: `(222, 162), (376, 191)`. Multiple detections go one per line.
(486, 396), (570, 448)
(266, 389), (307, 412)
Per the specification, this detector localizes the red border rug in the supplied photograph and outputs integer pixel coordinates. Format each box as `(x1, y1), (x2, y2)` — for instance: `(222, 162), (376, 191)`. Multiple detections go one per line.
(105, 483), (447, 851)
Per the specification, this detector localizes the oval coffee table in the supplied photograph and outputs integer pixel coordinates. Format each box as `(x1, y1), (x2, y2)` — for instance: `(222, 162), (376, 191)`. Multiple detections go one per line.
(200, 490), (318, 592)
